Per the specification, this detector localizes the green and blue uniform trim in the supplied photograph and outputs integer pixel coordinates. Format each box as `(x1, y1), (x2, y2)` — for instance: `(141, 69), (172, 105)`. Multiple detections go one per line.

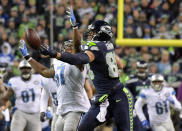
(123, 87), (133, 131)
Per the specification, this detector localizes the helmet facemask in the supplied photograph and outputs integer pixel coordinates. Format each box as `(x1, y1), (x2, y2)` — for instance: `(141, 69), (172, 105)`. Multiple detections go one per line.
(20, 67), (32, 81)
(151, 81), (163, 91)
(85, 20), (113, 41)
(151, 74), (164, 92)
(137, 67), (148, 79)
(19, 60), (32, 81)
(62, 40), (73, 53)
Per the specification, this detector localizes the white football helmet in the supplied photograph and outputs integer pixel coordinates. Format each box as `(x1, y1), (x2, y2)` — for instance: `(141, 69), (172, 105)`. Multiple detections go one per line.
(19, 60), (32, 80)
(151, 74), (164, 91)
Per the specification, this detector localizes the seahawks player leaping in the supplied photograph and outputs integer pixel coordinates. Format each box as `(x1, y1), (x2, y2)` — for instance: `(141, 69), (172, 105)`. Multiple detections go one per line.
(135, 74), (182, 131)
(19, 7), (133, 131)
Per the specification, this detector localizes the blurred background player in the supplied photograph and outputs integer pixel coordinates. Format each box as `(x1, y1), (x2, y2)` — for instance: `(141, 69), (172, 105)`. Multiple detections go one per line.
(40, 77), (57, 131)
(0, 60), (42, 131)
(135, 74), (182, 131)
(0, 63), (10, 131)
(125, 60), (152, 131)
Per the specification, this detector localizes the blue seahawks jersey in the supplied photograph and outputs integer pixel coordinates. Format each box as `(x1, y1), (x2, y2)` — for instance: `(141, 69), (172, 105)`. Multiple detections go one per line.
(164, 73), (181, 84)
(84, 41), (120, 95)
(125, 74), (152, 102)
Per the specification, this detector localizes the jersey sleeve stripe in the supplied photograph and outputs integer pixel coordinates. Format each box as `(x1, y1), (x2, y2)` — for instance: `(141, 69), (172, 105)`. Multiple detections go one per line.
(7, 83), (12, 87)
(140, 93), (146, 99)
(172, 90), (176, 95)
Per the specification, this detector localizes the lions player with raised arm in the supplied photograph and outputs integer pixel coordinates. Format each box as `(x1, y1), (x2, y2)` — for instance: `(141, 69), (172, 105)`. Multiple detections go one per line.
(40, 77), (58, 131)
(0, 60), (42, 131)
(20, 40), (92, 131)
(19, 7), (92, 131)
(20, 8), (132, 131)
(135, 74), (182, 131)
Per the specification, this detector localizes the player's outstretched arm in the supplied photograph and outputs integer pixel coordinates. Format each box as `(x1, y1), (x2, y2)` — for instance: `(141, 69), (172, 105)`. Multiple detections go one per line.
(167, 95), (182, 111)
(39, 42), (95, 65)
(19, 40), (55, 78)
(84, 78), (93, 99)
(67, 6), (81, 53)
(135, 97), (147, 122)
(115, 55), (124, 69)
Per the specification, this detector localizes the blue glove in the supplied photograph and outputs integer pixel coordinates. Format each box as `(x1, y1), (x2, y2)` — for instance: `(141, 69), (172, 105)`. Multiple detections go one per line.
(19, 40), (29, 57)
(166, 96), (174, 104)
(46, 111), (52, 119)
(66, 6), (78, 27)
(142, 120), (150, 129)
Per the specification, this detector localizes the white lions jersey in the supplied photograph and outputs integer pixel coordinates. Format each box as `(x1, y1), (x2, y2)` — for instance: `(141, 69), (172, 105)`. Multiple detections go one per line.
(135, 87), (182, 124)
(53, 60), (90, 115)
(40, 77), (58, 113)
(8, 74), (42, 113)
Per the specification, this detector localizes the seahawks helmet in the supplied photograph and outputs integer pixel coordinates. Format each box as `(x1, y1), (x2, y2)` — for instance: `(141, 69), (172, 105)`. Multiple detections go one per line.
(87, 20), (113, 41)
(19, 60), (32, 80)
(62, 40), (73, 52)
(136, 60), (148, 79)
(151, 74), (164, 91)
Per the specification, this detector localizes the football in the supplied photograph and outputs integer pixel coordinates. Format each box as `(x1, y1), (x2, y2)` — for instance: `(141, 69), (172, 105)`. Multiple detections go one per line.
(25, 28), (41, 50)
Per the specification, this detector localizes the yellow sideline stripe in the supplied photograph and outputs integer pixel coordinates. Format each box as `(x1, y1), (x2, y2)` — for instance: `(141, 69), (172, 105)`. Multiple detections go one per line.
(116, 0), (182, 47)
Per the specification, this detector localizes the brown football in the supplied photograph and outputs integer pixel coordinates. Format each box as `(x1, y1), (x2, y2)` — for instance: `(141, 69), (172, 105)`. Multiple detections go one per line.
(25, 28), (41, 50)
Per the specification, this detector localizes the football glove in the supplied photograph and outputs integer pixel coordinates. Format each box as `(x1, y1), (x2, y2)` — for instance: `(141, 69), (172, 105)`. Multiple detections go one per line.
(66, 6), (78, 28)
(39, 45), (57, 58)
(142, 120), (150, 129)
(19, 40), (29, 57)
(46, 110), (52, 119)
(40, 111), (52, 122)
(40, 112), (46, 122)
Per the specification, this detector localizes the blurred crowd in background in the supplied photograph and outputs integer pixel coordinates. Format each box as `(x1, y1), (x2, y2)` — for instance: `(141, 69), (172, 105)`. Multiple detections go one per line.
(1, 0), (182, 130)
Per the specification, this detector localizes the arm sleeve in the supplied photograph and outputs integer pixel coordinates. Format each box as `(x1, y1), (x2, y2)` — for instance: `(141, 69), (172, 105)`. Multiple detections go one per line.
(170, 90), (182, 111)
(135, 94), (147, 121)
(59, 52), (90, 65)
(40, 87), (50, 113)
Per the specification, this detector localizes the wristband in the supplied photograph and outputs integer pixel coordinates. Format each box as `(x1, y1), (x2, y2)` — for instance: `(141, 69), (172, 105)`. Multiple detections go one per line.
(72, 23), (79, 29)
(24, 55), (32, 62)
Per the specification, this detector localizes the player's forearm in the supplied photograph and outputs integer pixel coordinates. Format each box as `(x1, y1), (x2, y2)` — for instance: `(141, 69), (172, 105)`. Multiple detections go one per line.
(73, 28), (82, 53)
(135, 98), (146, 121)
(40, 89), (49, 112)
(0, 88), (13, 106)
(84, 79), (93, 99)
(56, 52), (90, 65)
(115, 55), (124, 69)
(172, 96), (182, 111)
(29, 58), (54, 78)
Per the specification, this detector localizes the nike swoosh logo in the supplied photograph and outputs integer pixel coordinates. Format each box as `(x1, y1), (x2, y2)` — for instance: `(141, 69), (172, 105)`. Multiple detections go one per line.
(116, 99), (121, 102)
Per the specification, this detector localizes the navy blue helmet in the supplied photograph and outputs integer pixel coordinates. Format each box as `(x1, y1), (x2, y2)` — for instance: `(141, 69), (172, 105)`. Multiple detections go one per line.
(87, 20), (113, 41)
